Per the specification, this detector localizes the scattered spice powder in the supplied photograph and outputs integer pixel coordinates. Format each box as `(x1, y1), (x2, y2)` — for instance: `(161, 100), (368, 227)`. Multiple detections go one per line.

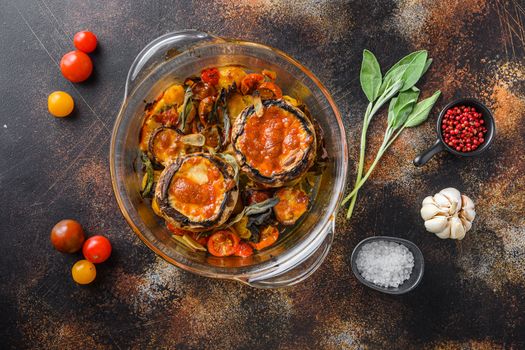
(356, 241), (414, 288)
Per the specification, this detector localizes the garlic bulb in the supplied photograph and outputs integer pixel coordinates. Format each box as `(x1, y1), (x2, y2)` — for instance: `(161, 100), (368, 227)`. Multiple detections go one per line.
(420, 187), (475, 240)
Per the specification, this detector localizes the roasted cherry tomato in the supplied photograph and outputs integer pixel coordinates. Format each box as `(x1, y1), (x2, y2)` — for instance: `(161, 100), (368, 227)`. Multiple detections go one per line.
(50, 219), (85, 253)
(60, 50), (93, 83)
(201, 67), (220, 86)
(207, 230), (240, 257)
(48, 91), (74, 117)
(234, 241), (254, 257)
(251, 225), (279, 251)
(189, 232), (209, 246)
(73, 31), (98, 53)
(244, 189), (271, 206)
(258, 82), (283, 99)
(71, 260), (96, 284)
(167, 223), (191, 236)
(273, 187), (309, 225)
(82, 235), (112, 263)
(240, 73), (264, 95)
(261, 69), (277, 81)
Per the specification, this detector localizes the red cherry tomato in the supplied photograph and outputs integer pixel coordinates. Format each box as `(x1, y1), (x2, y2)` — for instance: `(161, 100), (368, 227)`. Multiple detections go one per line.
(82, 235), (112, 263)
(201, 68), (220, 86)
(60, 50), (93, 83)
(234, 241), (254, 258)
(207, 230), (240, 257)
(73, 31), (97, 53)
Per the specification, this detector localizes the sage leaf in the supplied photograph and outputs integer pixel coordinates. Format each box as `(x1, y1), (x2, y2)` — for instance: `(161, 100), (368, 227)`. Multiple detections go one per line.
(379, 50), (428, 94)
(405, 90), (441, 127)
(422, 58), (433, 76)
(140, 152), (154, 198)
(399, 51), (428, 91)
(360, 49), (382, 102)
(388, 88), (419, 128)
(370, 80), (403, 119)
(378, 64), (407, 96)
(224, 197), (279, 227)
(387, 97), (397, 126)
(383, 50), (426, 80)
(244, 197), (279, 216)
(177, 86), (193, 132)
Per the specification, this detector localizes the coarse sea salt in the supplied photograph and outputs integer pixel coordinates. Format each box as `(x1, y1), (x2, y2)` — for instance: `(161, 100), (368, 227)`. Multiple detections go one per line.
(355, 240), (414, 288)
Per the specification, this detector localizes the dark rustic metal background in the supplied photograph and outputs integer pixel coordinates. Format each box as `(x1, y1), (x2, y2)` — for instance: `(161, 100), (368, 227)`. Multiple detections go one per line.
(1, 0), (524, 348)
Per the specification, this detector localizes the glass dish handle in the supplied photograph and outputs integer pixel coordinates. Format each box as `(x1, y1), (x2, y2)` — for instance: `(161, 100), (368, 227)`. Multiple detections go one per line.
(241, 221), (335, 288)
(124, 29), (222, 98)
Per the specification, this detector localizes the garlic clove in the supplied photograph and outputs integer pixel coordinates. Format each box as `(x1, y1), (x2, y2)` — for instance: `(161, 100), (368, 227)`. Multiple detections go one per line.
(461, 194), (475, 210)
(461, 208), (476, 222)
(435, 225), (451, 239)
(424, 216), (449, 233)
(440, 188), (462, 207)
(422, 196), (436, 206)
(450, 216), (466, 240)
(460, 216), (472, 232)
(421, 203), (445, 220)
(433, 193), (451, 208)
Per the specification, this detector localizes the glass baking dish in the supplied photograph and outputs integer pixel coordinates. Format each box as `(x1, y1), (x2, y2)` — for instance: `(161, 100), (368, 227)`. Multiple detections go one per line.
(110, 30), (348, 288)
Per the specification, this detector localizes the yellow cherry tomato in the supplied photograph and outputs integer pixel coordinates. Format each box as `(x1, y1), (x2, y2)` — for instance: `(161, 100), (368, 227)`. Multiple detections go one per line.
(48, 91), (74, 117)
(71, 259), (96, 284)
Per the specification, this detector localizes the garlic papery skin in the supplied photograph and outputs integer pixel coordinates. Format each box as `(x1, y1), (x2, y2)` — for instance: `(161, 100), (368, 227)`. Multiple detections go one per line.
(420, 188), (476, 240)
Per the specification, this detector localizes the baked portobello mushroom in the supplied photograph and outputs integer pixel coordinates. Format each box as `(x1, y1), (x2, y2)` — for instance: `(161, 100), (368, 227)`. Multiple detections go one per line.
(147, 126), (186, 167)
(231, 99), (317, 187)
(154, 153), (239, 231)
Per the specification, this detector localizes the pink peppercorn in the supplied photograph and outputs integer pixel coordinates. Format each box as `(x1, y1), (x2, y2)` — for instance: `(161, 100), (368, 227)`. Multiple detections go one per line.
(441, 105), (488, 153)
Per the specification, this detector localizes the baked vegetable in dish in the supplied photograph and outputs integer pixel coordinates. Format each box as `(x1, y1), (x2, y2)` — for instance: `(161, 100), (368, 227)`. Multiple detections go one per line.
(138, 65), (326, 257)
(148, 127), (185, 167)
(155, 153), (239, 231)
(231, 99), (317, 187)
(273, 187), (309, 225)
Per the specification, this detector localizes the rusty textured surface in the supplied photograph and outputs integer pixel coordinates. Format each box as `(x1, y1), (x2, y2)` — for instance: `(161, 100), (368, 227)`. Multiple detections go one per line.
(1, 0), (525, 348)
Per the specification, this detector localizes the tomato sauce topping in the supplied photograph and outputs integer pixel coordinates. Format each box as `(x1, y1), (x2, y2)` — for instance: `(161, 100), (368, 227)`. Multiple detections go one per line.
(168, 157), (226, 221)
(237, 106), (312, 177)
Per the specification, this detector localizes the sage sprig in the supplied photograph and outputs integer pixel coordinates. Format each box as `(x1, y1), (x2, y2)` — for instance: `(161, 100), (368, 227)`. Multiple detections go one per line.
(140, 152), (154, 198)
(343, 49), (441, 220)
(177, 86), (193, 132)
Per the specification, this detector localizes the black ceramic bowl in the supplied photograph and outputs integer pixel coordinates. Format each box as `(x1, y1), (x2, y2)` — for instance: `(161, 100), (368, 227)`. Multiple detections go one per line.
(413, 98), (496, 166)
(350, 236), (424, 295)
